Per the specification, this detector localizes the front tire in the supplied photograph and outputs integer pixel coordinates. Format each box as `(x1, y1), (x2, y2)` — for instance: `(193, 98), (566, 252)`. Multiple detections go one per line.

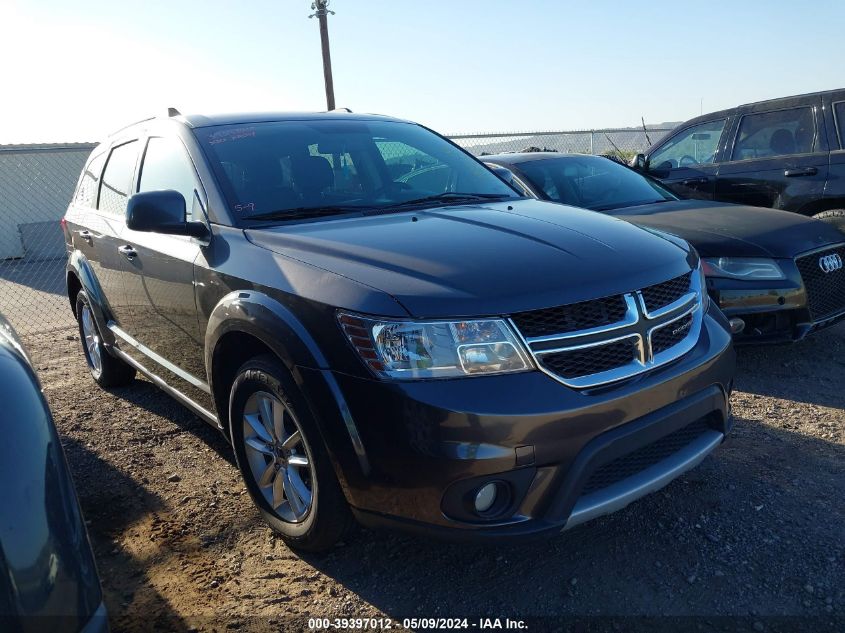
(229, 355), (352, 552)
(75, 290), (136, 387)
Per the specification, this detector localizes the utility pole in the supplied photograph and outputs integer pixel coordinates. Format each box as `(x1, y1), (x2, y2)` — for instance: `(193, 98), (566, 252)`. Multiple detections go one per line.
(310, 0), (336, 111)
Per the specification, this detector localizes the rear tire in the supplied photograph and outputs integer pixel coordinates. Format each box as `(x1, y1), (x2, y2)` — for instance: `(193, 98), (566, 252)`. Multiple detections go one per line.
(75, 290), (136, 387)
(813, 209), (845, 233)
(229, 355), (352, 552)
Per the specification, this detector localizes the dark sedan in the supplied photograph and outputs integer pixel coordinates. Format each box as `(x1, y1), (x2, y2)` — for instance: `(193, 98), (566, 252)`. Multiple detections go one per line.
(0, 313), (107, 632)
(485, 152), (845, 343)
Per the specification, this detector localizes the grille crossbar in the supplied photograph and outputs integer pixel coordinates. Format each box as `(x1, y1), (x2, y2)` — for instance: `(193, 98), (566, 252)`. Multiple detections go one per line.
(512, 271), (702, 388)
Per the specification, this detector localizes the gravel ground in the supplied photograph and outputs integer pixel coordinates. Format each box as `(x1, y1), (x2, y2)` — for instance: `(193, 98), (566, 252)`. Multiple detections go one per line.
(26, 323), (845, 633)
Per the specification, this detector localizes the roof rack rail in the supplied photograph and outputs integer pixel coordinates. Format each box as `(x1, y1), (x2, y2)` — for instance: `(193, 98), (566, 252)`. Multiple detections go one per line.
(109, 116), (156, 137)
(330, 107), (352, 113)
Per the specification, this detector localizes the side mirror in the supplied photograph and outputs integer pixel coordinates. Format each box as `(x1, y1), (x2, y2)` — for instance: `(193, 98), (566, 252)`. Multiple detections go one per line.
(126, 190), (208, 238)
(631, 153), (647, 171)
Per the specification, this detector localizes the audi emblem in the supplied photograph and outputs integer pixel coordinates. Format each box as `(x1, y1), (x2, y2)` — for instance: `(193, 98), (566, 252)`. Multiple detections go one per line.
(818, 253), (843, 274)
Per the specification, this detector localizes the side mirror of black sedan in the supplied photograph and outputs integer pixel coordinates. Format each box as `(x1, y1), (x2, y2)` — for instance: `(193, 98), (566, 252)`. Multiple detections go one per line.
(631, 153), (647, 171)
(126, 190), (208, 238)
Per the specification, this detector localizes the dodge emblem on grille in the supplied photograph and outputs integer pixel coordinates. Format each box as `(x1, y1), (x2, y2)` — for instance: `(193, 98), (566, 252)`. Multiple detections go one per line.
(818, 253), (843, 274)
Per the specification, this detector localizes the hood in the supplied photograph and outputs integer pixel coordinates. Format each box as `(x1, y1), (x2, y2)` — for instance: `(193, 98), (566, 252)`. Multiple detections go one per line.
(245, 199), (694, 318)
(611, 200), (844, 258)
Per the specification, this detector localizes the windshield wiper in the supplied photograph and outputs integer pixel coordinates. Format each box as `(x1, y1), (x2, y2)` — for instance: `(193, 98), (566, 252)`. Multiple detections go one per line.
(368, 192), (514, 213)
(246, 205), (368, 222)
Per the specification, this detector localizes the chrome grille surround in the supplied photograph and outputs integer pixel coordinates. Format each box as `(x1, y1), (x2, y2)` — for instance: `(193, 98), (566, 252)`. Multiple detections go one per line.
(511, 269), (704, 389)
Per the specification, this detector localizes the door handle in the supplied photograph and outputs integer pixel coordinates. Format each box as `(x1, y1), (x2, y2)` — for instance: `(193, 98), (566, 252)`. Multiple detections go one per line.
(681, 178), (709, 186)
(784, 167), (818, 177)
(118, 245), (137, 260)
(77, 230), (93, 242)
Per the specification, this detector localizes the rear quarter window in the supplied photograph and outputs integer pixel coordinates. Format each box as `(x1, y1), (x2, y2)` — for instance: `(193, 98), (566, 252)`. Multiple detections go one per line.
(98, 140), (140, 215)
(73, 151), (106, 208)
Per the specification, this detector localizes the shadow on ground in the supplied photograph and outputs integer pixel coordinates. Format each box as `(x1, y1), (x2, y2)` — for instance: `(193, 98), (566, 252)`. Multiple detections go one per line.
(106, 377), (237, 468)
(60, 436), (195, 633)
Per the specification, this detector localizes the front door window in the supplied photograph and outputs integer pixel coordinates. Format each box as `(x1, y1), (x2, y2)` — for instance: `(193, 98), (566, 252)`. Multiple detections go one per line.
(649, 119), (726, 170)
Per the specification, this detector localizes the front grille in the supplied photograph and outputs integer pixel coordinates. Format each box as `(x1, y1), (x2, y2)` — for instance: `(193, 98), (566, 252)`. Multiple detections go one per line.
(539, 338), (637, 379)
(651, 313), (694, 355)
(641, 272), (692, 314)
(795, 246), (845, 321)
(511, 270), (701, 388)
(511, 295), (628, 338)
(580, 417), (713, 496)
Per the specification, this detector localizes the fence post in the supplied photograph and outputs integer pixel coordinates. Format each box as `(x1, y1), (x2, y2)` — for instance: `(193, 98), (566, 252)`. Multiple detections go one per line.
(589, 130), (594, 155)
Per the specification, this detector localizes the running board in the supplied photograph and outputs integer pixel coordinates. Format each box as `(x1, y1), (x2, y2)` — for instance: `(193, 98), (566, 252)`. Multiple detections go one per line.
(107, 323), (210, 393)
(110, 346), (219, 427)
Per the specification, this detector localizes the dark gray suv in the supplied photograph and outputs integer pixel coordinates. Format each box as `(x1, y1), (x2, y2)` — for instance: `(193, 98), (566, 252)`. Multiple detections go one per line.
(64, 110), (735, 551)
(635, 88), (845, 231)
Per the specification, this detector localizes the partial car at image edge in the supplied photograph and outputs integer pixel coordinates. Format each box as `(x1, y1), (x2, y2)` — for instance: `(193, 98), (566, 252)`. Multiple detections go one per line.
(0, 313), (108, 633)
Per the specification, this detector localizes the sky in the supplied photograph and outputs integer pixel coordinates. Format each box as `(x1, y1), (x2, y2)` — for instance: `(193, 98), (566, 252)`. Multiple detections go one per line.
(1, 0), (843, 144)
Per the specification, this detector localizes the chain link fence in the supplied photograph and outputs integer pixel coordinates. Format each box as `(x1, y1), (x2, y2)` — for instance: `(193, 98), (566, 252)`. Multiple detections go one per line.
(0, 144), (95, 339)
(449, 127), (672, 161)
(0, 128), (673, 343)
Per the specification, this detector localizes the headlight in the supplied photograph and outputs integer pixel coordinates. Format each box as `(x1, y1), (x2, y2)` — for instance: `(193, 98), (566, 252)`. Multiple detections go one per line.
(702, 257), (786, 280)
(338, 313), (534, 379)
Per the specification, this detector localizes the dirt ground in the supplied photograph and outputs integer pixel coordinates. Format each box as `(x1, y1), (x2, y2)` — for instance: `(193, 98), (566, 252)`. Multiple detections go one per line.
(27, 322), (844, 633)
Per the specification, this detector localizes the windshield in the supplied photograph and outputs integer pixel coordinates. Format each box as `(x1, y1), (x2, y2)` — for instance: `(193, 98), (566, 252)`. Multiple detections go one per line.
(194, 119), (518, 222)
(515, 155), (677, 211)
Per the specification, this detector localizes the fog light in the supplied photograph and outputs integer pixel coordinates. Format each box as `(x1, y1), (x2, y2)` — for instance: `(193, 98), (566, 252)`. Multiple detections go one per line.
(474, 483), (498, 513)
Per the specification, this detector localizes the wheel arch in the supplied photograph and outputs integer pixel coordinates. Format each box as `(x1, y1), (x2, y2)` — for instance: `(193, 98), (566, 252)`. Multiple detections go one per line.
(205, 291), (369, 478)
(66, 252), (114, 344)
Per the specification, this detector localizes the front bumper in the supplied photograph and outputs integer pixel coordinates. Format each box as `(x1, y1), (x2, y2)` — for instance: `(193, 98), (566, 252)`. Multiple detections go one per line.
(301, 305), (735, 540)
(708, 264), (845, 343)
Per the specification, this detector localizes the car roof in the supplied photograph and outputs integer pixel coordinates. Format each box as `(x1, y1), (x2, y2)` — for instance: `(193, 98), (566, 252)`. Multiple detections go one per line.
(661, 87), (845, 130)
(103, 110), (410, 142)
(179, 110), (404, 128)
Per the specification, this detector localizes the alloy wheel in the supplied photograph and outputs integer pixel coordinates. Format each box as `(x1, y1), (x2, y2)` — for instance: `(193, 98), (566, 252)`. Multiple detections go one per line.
(80, 304), (103, 375)
(241, 391), (315, 523)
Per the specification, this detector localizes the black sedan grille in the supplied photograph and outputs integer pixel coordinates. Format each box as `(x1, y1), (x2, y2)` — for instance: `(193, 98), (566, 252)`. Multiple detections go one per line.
(539, 338), (637, 379)
(641, 272), (692, 314)
(511, 295), (627, 338)
(580, 417), (713, 496)
(795, 246), (845, 321)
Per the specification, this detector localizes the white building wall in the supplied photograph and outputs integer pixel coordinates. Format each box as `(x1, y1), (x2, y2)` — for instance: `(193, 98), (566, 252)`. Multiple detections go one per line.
(0, 144), (95, 260)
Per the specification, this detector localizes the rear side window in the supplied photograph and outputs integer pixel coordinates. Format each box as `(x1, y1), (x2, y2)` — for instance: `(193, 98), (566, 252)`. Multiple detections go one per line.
(649, 119), (726, 169)
(834, 102), (845, 149)
(732, 107), (816, 160)
(138, 137), (199, 220)
(74, 151), (106, 207)
(98, 141), (139, 215)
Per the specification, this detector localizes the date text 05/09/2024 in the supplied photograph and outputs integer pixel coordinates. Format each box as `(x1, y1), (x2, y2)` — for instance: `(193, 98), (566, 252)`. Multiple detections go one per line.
(308, 618), (528, 630)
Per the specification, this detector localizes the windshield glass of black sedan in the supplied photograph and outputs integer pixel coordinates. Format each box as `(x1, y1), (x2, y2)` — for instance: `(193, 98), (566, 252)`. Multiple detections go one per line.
(517, 156), (676, 211)
(195, 120), (517, 220)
